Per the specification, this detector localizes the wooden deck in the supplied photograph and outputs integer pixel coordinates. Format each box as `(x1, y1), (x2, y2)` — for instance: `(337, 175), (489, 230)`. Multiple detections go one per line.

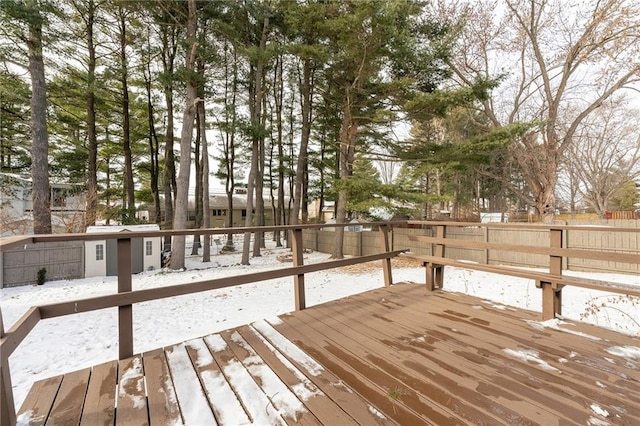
(16, 283), (640, 425)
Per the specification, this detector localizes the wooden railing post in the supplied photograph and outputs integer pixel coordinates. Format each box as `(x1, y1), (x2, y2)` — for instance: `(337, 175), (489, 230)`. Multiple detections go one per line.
(541, 228), (564, 320)
(291, 228), (306, 311)
(118, 237), (133, 359)
(378, 224), (392, 287)
(1, 307), (16, 426)
(433, 225), (447, 289)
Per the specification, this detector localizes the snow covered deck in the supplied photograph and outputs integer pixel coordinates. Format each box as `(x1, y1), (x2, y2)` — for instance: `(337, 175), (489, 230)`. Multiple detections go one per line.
(16, 283), (640, 425)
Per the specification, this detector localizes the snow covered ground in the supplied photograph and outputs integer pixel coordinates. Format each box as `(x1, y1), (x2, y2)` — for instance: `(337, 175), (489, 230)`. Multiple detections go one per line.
(2, 243), (639, 410)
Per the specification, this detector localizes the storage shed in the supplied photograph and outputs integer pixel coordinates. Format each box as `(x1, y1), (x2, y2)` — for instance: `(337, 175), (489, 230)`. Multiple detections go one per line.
(85, 224), (161, 278)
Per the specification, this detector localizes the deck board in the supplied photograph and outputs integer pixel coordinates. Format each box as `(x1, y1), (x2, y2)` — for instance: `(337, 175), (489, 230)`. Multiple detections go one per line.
(141, 349), (181, 426)
(16, 376), (62, 425)
(15, 283), (640, 425)
(80, 361), (117, 426)
(115, 356), (148, 426)
(46, 367), (90, 425)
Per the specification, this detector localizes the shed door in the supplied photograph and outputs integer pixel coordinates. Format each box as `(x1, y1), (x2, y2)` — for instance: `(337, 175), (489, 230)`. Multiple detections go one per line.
(106, 238), (144, 276)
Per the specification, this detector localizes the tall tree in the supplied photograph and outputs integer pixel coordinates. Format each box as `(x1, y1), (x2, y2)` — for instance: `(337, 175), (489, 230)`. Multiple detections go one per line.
(29, 0), (52, 234)
(215, 37), (240, 250)
(170, 0), (198, 270)
(199, 95), (211, 262)
(281, 0), (326, 226)
(444, 0), (640, 222)
(241, 5), (270, 265)
(68, 0), (101, 228)
(156, 3), (181, 248)
(116, 4), (135, 221)
(0, 0), (56, 234)
(322, 0), (454, 258)
(564, 101), (640, 217)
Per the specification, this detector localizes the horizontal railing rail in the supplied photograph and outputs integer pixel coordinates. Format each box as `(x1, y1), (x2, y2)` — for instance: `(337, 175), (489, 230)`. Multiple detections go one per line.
(0, 223), (400, 425)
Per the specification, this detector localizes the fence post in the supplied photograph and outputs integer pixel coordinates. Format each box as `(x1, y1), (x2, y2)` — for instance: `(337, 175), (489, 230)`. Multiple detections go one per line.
(435, 225), (446, 258)
(483, 226), (489, 265)
(118, 237), (133, 359)
(291, 228), (306, 311)
(379, 225), (392, 287)
(1, 307), (16, 426)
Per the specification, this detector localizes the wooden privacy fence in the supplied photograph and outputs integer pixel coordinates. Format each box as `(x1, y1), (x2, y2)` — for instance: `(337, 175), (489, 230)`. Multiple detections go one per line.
(305, 220), (639, 274)
(0, 223), (400, 426)
(399, 221), (640, 322)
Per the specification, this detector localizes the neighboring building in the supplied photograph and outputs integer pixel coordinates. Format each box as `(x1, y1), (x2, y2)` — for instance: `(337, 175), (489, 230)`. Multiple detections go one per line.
(187, 193), (255, 228)
(85, 224), (161, 278)
(307, 199), (335, 222)
(0, 173), (85, 236)
(144, 191), (291, 228)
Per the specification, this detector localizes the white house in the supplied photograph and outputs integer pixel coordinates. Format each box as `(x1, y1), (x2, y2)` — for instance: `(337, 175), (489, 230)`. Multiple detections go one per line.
(85, 224), (161, 278)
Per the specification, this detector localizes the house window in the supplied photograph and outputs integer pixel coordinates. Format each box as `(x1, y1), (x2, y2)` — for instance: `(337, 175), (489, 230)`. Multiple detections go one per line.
(146, 240), (153, 256)
(96, 244), (104, 261)
(212, 209), (225, 216)
(241, 209), (247, 218)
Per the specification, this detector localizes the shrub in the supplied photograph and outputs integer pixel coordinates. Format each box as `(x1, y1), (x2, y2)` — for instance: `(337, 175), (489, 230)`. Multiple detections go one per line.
(37, 268), (47, 286)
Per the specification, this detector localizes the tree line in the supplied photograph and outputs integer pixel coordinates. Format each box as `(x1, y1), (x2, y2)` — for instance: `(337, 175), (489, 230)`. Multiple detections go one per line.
(1, 0), (639, 268)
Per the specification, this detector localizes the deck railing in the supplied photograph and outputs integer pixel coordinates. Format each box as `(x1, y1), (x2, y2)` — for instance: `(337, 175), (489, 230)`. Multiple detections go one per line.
(1, 221), (639, 424)
(0, 223), (402, 426)
(401, 221), (640, 320)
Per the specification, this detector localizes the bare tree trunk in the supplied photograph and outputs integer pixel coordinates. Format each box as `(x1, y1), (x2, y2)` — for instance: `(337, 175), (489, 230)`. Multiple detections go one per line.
(143, 26), (161, 225)
(28, 3), (52, 234)
(191, 112), (202, 255)
(292, 59), (313, 226)
(333, 85), (358, 259)
(161, 22), (178, 251)
(200, 96), (211, 262)
(119, 6), (135, 221)
(223, 41), (238, 250)
(171, 0), (198, 270)
(84, 0), (98, 229)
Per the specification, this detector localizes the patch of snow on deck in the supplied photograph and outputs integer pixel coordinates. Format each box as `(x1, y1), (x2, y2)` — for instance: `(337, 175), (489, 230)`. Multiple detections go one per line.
(606, 346), (640, 360)
(587, 418), (610, 426)
(229, 331), (308, 421)
(368, 405), (387, 419)
(186, 338), (251, 425)
(526, 319), (602, 341)
(590, 403), (610, 418)
(266, 315), (283, 325)
(118, 357), (145, 409)
(249, 325), (323, 401)
(255, 319), (324, 376)
(16, 410), (34, 426)
(205, 333), (228, 352)
(165, 344), (217, 425)
(503, 348), (559, 372)
(216, 356), (285, 425)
